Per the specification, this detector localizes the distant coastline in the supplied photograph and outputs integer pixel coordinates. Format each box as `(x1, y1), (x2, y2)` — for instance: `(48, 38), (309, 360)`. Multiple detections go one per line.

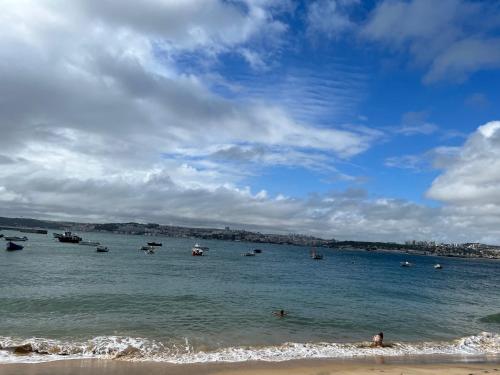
(1, 216), (499, 259)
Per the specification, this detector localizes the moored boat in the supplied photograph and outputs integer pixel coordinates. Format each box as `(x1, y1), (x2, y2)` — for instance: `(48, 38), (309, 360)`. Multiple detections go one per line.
(4, 236), (28, 241)
(57, 232), (82, 243)
(147, 242), (162, 247)
(6, 241), (23, 251)
(96, 245), (109, 253)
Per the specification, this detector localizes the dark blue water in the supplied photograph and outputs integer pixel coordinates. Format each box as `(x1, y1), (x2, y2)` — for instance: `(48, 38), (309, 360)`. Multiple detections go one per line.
(0, 230), (499, 362)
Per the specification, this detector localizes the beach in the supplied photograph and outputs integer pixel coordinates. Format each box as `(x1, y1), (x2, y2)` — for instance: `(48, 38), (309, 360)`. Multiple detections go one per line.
(0, 358), (499, 375)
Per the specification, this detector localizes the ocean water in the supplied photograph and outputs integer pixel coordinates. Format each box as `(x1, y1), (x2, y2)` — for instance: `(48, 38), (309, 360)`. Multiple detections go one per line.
(0, 230), (499, 363)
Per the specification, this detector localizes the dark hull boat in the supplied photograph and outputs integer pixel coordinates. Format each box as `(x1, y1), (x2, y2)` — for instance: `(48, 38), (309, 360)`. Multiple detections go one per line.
(147, 242), (162, 247)
(57, 232), (82, 243)
(6, 241), (23, 251)
(4, 236), (28, 241)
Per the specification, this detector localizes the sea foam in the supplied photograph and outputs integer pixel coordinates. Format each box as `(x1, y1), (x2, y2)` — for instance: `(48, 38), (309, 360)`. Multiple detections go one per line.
(0, 332), (499, 364)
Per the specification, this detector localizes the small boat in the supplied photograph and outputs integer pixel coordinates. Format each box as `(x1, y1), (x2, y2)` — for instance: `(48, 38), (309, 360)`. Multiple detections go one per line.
(57, 231), (82, 243)
(434, 264), (443, 269)
(4, 236), (28, 241)
(400, 261), (412, 267)
(253, 249), (263, 254)
(6, 241), (23, 251)
(140, 245), (150, 251)
(53, 233), (63, 239)
(192, 243), (207, 256)
(79, 241), (100, 246)
(311, 248), (324, 260)
(147, 242), (162, 247)
(192, 244), (204, 256)
(96, 245), (109, 253)
(242, 252), (256, 256)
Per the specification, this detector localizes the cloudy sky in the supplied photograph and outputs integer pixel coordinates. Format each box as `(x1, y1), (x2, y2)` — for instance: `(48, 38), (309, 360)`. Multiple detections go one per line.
(1, 0), (500, 243)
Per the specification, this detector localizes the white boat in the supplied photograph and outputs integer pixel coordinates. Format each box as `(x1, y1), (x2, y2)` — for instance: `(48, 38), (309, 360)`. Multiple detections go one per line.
(192, 243), (208, 256)
(434, 264), (443, 269)
(242, 252), (255, 257)
(400, 261), (412, 267)
(96, 245), (108, 252)
(192, 243), (204, 256)
(80, 241), (100, 246)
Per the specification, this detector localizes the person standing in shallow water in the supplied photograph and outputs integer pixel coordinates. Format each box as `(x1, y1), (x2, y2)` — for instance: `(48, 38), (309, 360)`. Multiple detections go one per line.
(372, 332), (383, 347)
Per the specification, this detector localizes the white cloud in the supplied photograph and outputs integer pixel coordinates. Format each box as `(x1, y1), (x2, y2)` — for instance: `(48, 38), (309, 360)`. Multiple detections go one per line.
(361, 0), (500, 83)
(427, 121), (500, 205)
(307, 0), (360, 37)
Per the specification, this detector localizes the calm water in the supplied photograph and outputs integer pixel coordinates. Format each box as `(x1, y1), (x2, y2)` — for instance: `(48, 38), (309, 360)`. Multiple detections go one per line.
(0, 230), (499, 362)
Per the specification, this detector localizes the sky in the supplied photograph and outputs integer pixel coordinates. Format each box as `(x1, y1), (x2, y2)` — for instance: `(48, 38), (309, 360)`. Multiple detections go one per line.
(1, 0), (500, 244)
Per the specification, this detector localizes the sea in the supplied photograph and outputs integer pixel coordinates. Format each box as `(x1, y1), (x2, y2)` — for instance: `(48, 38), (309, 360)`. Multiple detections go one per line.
(0, 230), (499, 364)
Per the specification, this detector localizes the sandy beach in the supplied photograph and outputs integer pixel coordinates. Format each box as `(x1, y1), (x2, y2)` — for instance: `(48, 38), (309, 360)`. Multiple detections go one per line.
(0, 358), (499, 375)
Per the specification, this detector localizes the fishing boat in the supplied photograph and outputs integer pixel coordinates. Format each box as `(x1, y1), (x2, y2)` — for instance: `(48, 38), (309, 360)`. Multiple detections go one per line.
(57, 231), (82, 243)
(96, 245), (109, 253)
(400, 261), (412, 267)
(434, 264), (443, 269)
(6, 241), (23, 251)
(4, 236), (28, 241)
(310, 248), (323, 260)
(79, 241), (100, 246)
(147, 242), (162, 247)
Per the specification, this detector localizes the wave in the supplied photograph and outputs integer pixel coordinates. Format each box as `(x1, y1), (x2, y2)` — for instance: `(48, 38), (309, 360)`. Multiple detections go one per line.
(0, 332), (499, 364)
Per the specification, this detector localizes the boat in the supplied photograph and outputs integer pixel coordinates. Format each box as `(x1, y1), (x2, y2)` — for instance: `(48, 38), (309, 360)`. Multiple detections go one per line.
(253, 249), (263, 254)
(400, 261), (412, 267)
(53, 233), (63, 239)
(310, 248), (324, 260)
(434, 264), (443, 269)
(193, 243), (209, 251)
(242, 252), (256, 256)
(4, 236), (28, 241)
(57, 231), (82, 243)
(79, 241), (100, 246)
(96, 245), (109, 253)
(192, 244), (204, 256)
(147, 242), (162, 247)
(6, 241), (23, 251)
(192, 243), (207, 256)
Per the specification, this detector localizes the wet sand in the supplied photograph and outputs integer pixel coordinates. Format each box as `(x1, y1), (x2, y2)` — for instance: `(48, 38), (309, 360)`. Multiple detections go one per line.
(0, 358), (499, 375)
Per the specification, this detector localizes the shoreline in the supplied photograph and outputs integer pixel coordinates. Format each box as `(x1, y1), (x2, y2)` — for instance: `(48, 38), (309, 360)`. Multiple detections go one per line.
(0, 356), (499, 375)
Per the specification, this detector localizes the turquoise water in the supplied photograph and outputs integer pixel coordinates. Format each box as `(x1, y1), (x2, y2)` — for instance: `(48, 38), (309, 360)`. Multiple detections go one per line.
(0, 230), (499, 362)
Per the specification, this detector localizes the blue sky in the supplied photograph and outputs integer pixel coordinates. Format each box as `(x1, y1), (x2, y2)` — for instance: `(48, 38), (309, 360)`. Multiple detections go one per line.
(1, 0), (500, 243)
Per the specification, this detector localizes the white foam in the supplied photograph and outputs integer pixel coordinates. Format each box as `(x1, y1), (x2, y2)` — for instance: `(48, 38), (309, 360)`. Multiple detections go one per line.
(0, 332), (498, 364)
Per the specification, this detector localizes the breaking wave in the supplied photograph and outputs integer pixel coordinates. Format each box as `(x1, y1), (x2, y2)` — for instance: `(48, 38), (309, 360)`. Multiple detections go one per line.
(0, 332), (499, 364)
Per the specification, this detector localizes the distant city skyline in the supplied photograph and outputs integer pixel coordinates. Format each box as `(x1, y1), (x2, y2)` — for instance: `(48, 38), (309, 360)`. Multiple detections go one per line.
(1, 1), (500, 243)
